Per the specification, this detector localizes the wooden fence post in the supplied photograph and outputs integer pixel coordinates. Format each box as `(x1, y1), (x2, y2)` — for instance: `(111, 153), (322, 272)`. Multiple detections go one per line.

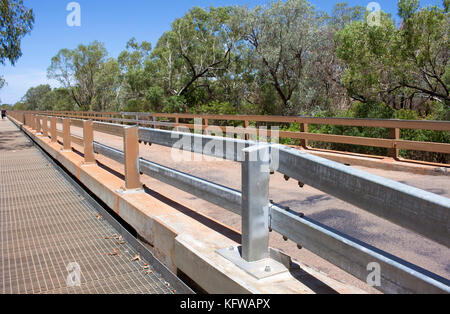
(42, 117), (48, 137)
(389, 128), (400, 160)
(300, 123), (309, 149)
(62, 118), (71, 150)
(50, 117), (57, 143)
(123, 126), (142, 190)
(83, 120), (96, 164)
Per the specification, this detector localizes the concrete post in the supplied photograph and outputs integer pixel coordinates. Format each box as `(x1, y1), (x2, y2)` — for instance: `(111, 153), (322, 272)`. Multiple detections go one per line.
(241, 145), (270, 262)
(83, 120), (96, 164)
(50, 117), (57, 143)
(123, 126), (142, 190)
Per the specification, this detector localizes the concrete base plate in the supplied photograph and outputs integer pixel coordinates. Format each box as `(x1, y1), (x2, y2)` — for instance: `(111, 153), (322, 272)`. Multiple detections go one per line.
(116, 188), (145, 195)
(216, 246), (288, 280)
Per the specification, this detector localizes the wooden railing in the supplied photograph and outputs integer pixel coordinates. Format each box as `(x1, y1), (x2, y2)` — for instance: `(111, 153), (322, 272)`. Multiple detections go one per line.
(9, 110), (450, 163)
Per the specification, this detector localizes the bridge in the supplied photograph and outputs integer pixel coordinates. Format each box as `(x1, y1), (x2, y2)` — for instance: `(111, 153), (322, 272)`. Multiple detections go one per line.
(2, 111), (450, 294)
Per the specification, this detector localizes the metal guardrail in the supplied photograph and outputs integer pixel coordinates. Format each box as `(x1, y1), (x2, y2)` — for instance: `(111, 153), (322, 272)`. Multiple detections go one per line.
(10, 112), (450, 294)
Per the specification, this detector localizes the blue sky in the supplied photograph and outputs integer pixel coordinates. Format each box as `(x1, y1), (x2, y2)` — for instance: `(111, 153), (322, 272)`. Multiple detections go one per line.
(0, 0), (444, 104)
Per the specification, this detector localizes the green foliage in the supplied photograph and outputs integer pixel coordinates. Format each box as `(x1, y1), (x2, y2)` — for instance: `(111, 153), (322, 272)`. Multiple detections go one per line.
(145, 86), (165, 112)
(0, 0), (34, 65)
(13, 101), (26, 110)
(193, 100), (237, 115)
(151, 6), (234, 100)
(279, 101), (449, 163)
(21, 84), (51, 110)
(13, 0), (449, 163)
(161, 96), (187, 113)
(47, 41), (109, 110)
(335, 1), (449, 107)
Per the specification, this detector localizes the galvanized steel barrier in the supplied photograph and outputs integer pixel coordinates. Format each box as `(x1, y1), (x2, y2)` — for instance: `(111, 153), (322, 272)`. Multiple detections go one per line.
(8, 111), (450, 294)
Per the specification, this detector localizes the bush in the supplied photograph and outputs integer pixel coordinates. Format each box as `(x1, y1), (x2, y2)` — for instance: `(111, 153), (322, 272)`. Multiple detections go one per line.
(281, 101), (449, 163)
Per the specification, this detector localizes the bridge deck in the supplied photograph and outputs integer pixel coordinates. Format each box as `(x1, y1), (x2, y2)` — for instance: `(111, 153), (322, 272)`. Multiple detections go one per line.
(60, 122), (449, 293)
(0, 119), (175, 294)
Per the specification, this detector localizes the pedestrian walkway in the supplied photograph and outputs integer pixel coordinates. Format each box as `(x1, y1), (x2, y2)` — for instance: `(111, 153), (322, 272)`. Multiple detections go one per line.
(0, 119), (176, 294)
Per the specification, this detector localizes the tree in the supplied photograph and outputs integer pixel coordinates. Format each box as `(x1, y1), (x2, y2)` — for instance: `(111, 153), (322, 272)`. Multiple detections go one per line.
(152, 6), (235, 102)
(394, 0), (449, 104)
(41, 87), (76, 111)
(231, 0), (328, 114)
(21, 84), (51, 110)
(330, 2), (364, 30)
(0, 0), (34, 65)
(117, 38), (153, 108)
(336, 0), (449, 109)
(93, 58), (122, 111)
(47, 41), (108, 111)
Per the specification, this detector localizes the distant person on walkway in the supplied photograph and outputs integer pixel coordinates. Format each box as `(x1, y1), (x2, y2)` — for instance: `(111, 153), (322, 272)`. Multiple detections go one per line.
(1, 109), (6, 120)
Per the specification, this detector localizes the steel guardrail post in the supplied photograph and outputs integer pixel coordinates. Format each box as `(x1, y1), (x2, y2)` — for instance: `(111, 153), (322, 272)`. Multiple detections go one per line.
(241, 145), (271, 262)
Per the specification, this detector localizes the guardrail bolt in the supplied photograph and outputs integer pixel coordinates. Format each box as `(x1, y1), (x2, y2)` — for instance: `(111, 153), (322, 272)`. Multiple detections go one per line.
(297, 244), (302, 250)
(265, 266), (271, 273)
(270, 170), (275, 175)
(298, 181), (305, 188)
(298, 212), (304, 218)
(269, 227), (273, 232)
(283, 236), (288, 241)
(284, 175), (290, 181)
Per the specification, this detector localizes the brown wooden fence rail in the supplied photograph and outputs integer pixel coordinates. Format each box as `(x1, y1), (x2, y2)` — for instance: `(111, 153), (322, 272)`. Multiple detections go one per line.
(9, 110), (450, 164)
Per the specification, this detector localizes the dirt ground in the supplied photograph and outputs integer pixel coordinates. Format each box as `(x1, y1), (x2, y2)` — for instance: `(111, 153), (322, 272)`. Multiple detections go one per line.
(63, 123), (449, 293)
